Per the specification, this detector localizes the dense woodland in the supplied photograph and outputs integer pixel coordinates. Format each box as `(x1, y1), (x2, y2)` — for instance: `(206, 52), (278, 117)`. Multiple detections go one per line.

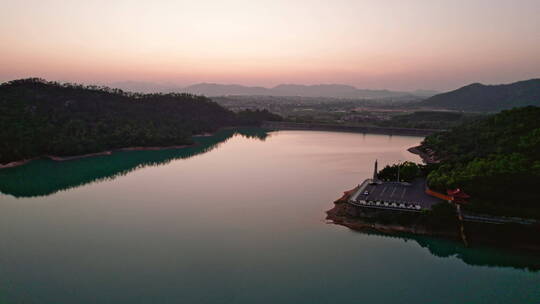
(421, 106), (540, 218)
(376, 161), (423, 182)
(0, 78), (280, 164)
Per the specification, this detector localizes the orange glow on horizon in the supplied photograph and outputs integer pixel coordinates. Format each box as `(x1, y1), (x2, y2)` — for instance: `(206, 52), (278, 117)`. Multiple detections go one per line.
(1, 0), (539, 90)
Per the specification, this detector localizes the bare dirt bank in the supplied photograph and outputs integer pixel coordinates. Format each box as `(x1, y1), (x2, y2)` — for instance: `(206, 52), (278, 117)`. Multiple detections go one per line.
(0, 158), (38, 169)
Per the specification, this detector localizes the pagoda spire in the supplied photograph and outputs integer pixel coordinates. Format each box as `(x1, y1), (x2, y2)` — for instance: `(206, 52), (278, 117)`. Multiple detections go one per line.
(373, 159), (378, 180)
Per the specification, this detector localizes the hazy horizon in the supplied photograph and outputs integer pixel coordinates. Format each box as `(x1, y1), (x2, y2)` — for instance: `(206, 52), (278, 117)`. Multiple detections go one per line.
(1, 0), (539, 91)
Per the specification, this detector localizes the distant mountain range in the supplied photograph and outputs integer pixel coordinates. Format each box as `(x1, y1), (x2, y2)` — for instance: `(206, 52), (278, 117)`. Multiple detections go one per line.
(108, 81), (439, 99)
(108, 81), (181, 94)
(420, 79), (540, 111)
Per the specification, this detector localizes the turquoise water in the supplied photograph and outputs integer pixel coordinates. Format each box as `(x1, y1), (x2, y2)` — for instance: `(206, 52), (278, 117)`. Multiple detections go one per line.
(0, 129), (538, 303)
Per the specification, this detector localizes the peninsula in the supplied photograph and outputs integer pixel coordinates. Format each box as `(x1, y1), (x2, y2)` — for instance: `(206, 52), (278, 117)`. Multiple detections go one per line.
(328, 106), (540, 252)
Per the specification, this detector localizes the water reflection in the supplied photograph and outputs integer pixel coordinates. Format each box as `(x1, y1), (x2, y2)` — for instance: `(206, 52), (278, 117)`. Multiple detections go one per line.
(0, 130), (538, 303)
(350, 228), (540, 272)
(0, 128), (269, 198)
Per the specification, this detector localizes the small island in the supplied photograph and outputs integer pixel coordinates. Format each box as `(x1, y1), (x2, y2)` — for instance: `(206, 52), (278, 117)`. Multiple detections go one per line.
(328, 106), (540, 252)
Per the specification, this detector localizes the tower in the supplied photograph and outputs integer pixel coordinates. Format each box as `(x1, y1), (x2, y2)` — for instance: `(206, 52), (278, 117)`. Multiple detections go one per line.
(373, 159), (378, 181)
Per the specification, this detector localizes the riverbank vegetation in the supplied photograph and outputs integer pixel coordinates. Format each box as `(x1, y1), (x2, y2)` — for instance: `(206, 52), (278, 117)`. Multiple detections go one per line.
(375, 106), (540, 218)
(420, 106), (540, 218)
(0, 78), (280, 164)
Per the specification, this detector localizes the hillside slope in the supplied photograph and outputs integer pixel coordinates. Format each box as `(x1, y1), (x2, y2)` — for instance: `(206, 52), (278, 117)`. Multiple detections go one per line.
(420, 79), (540, 111)
(0, 78), (277, 164)
(421, 106), (540, 217)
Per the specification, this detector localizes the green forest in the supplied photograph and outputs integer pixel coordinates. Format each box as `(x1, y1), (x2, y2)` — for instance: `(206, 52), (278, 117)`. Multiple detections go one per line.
(0, 78), (281, 164)
(376, 161), (423, 182)
(421, 106), (540, 218)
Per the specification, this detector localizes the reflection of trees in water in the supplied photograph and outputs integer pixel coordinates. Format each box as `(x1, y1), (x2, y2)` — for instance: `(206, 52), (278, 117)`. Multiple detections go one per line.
(0, 128), (269, 198)
(232, 128), (270, 141)
(351, 228), (540, 272)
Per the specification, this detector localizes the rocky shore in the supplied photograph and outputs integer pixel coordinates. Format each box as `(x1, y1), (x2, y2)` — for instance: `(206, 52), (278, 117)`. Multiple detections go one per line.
(407, 145), (439, 164)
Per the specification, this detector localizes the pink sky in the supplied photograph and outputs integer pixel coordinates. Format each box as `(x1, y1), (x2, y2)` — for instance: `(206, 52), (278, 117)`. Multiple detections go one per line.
(1, 0), (539, 91)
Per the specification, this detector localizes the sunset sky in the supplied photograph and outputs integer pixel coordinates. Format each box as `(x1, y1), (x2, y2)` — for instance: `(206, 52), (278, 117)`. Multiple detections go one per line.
(1, 0), (539, 91)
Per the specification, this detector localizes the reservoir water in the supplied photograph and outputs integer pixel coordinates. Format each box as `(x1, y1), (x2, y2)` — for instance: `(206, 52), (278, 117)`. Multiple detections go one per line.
(0, 129), (538, 303)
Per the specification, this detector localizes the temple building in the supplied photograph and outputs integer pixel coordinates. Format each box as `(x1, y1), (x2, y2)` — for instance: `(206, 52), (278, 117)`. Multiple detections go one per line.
(348, 160), (444, 211)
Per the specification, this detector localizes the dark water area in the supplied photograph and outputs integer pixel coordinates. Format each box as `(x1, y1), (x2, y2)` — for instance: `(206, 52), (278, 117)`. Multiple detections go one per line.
(0, 130), (538, 303)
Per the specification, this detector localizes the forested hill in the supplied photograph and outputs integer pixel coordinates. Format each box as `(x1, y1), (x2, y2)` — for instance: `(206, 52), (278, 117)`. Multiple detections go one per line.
(0, 78), (279, 164)
(420, 79), (540, 112)
(422, 106), (540, 218)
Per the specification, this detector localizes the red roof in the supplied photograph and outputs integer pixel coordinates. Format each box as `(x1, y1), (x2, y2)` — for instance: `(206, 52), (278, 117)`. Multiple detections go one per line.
(447, 188), (470, 200)
(446, 188), (471, 203)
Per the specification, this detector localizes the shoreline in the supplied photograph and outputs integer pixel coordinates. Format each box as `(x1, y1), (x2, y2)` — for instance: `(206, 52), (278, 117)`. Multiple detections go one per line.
(0, 158), (39, 169)
(327, 187), (540, 253)
(0, 125), (266, 169)
(0, 127), (430, 169)
(326, 187), (458, 239)
(262, 121), (443, 137)
(407, 145), (439, 164)
(0, 144), (195, 169)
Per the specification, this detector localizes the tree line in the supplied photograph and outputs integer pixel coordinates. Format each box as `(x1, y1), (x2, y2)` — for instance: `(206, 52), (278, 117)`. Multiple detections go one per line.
(0, 78), (281, 164)
(421, 106), (540, 218)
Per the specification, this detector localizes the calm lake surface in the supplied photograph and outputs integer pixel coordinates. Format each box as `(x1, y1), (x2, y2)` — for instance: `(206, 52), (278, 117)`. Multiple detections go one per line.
(0, 129), (539, 303)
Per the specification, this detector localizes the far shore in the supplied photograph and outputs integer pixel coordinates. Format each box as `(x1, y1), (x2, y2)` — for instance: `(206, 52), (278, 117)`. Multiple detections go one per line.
(0, 144), (195, 170)
(262, 121), (444, 137)
(0, 126), (433, 170)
